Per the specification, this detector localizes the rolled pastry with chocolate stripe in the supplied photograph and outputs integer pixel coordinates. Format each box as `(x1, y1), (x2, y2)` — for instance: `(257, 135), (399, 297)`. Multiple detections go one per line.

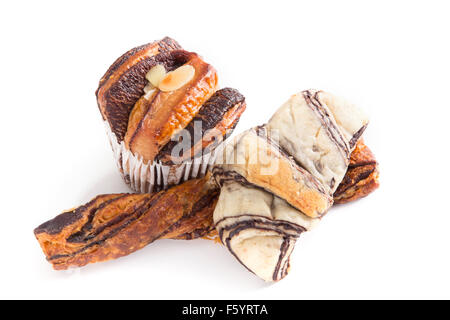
(96, 37), (246, 192)
(214, 126), (333, 218)
(34, 177), (219, 270)
(266, 90), (369, 193)
(213, 179), (317, 282)
(212, 90), (372, 282)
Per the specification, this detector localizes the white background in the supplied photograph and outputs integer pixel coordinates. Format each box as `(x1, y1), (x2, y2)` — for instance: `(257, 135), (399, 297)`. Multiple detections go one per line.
(1, 0), (449, 299)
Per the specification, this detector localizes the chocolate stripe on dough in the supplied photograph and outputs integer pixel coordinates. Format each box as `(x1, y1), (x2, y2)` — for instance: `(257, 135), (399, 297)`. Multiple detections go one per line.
(110, 50), (192, 142)
(213, 168), (258, 189)
(253, 126), (329, 195)
(212, 127), (333, 218)
(97, 45), (186, 142)
(273, 238), (291, 281)
(303, 90), (350, 160)
(349, 124), (368, 150)
(98, 37), (181, 90)
(126, 50), (194, 149)
(218, 125), (330, 195)
(220, 223), (301, 281)
(123, 52), (218, 162)
(333, 140), (379, 203)
(34, 177), (218, 270)
(158, 189), (219, 239)
(348, 159), (377, 168)
(34, 194), (125, 235)
(65, 194), (131, 243)
(216, 215), (307, 237)
(156, 88), (246, 164)
(213, 166), (328, 214)
(47, 193), (160, 261)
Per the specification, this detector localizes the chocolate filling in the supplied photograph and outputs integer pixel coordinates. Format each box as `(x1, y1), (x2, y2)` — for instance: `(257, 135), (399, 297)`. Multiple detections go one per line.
(34, 195), (126, 235)
(155, 88), (246, 164)
(349, 124), (368, 150)
(47, 193), (163, 261)
(98, 48), (191, 142)
(218, 220), (303, 280)
(333, 165), (376, 197)
(253, 126), (329, 194)
(46, 185), (218, 262)
(97, 37), (181, 90)
(303, 90), (350, 160)
(273, 237), (292, 281)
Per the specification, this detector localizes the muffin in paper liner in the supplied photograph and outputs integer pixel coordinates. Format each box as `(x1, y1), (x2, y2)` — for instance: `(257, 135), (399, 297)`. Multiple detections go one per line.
(96, 38), (246, 193)
(105, 121), (222, 193)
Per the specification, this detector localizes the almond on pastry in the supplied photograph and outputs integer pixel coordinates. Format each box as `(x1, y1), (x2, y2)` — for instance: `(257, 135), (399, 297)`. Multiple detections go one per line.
(156, 88), (246, 164)
(34, 177), (219, 270)
(96, 38), (245, 192)
(96, 37), (182, 142)
(124, 50), (218, 163)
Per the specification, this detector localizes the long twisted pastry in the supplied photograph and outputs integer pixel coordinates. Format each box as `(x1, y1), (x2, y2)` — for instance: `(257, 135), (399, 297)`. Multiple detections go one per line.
(34, 177), (218, 270)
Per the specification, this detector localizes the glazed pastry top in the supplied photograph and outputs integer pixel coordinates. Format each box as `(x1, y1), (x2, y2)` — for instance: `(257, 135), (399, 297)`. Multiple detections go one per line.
(96, 37), (182, 141)
(156, 88), (246, 164)
(123, 51), (218, 162)
(96, 38), (248, 165)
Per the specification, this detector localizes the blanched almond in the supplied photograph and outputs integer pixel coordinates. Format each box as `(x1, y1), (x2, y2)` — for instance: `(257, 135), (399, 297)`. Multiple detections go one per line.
(158, 65), (195, 92)
(143, 82), (154, 94)
(146, 64), (166, 87)
(143, 87), (157, 100)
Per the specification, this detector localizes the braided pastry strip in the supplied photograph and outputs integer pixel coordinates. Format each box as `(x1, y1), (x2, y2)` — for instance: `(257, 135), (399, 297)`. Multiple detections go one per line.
(34, 177), (218, 270)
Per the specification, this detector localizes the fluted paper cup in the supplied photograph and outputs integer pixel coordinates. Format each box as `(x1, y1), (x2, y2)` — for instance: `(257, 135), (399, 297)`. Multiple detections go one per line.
(105, 121), (221, 193)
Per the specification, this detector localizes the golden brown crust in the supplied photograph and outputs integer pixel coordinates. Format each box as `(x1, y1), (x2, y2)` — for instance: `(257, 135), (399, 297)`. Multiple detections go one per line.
(214, 127), (333, 218)
(124, 53), (218, 163)
(333, 140), (379, 204)
(96, 37), (182, 141)
(203, 141), (379, 242)
(34, 177), (218, 270)
(156, 88), (246, 164)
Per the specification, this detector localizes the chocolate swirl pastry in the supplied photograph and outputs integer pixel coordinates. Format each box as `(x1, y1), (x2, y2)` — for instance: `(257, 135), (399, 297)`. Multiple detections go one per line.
(212, 90), (377, 282)
(213, 178), (318, 282)
(96, 37), (183, 142)
(334, 139), (379, 204)
(33, 142), (378, 272)
(34, 177), (219, 270)
(266, 89), (369, 194)
(214, 127), (333, 218)
(157, 88), (246, 164)
(95, 37), (246, 192)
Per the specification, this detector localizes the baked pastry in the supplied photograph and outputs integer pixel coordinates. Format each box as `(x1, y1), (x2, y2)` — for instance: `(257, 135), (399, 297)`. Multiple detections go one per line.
(207, 139), (379, 232)
(213, 179), (317, 282)
(212, 90), (374, 281)
(334, 139), (379, 204)
(96, 37), (246, 192)
(214, 126), (333, 218)
(34, 177), (219, 270)
(266, 89), (368, 194)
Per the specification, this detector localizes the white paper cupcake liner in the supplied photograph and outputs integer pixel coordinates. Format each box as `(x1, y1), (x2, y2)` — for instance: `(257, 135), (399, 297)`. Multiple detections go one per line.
(105, 121), (221, 193)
